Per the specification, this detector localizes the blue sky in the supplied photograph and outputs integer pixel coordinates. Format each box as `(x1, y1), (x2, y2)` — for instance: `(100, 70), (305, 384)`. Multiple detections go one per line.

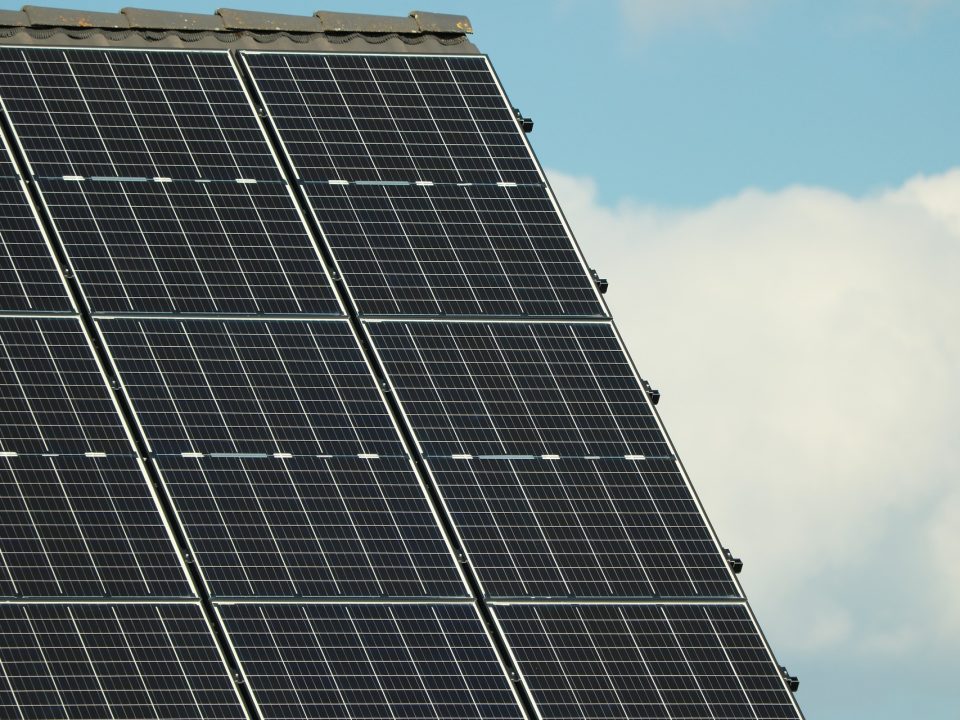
(4, 1), (959, 718)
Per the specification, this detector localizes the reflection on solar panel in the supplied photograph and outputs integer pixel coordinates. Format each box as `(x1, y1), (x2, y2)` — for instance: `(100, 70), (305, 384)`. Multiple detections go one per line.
(154, 455), (465, 599)
(0, 316), (130, 456)
(0, 12), (802, 720)
(0, 603), (246, 720)
(495, 603), (799, 720)
(0, 47), (339, 315)
(0, 145), (71, 312)
(243, 52), (603, 318)
(219, 603), (523, 720)
(0, 454), (190, 599)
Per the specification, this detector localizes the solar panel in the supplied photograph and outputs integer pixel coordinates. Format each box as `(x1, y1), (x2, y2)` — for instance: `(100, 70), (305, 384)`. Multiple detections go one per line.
(0, 48), (275, 181)
(0, 316), (131, 456)
(303, 182), (601, 317)
(219, 602), (525, 720)
(366, 320), (735, 599)
(242, 52), (603, 318)
(0, 603), (246, 720)
(37, 178), (338, 315)
(494, 603), (800, 720)
(98, 318), (406, 458)
(0, 21), (802, 720)
(0, 47), (340, 315)
(96, 317), (463, 598)
(153, 455), (465, 599)
(366, 321), (669, 459)
(0, 454), (191, 599)
(429, 456), (734, 599)
(0, 145), (71, 313)
(241, 54), (537, 185)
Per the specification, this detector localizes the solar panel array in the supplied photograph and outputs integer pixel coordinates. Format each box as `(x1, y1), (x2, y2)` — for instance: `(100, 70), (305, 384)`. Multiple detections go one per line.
(0, 48), (339, 316)
(244, 53), (604, 318)
(0, 40), (802, 720)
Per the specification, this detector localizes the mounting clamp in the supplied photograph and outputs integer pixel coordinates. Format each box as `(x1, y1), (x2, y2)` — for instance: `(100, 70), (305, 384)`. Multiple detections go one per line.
(722, 547), (743, 574)
(640, 378), (660, 406)
(780, 666), (799, 692)
(512, 107), (534, 133)
(589, 268), (609, 294)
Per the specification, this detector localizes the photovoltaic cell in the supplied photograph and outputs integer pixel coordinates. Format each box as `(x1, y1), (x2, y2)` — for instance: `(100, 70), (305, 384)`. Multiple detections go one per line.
(0, 454), (190, 599)
(0, 603), (246, 720)
(0, 47), (339, 315)
(37, 178), (337, 315)
(0, 147), (71, 313)
(0, 316), (130, 456)
(367, 320), (735, 599)
(304, 182), (602, 317)
(494, 603), (801, 720)
(367, 321), (669, 459)
(243, 52), (603, 318)
(154, 454), (464, 598)
(99, 318), (404, 457)
(242, 53), (537, 185)
(429, 456), (735, 599)
(219, 603), (524, 720)
(0, 48), (276, 181)
(97, 317), (462, 597)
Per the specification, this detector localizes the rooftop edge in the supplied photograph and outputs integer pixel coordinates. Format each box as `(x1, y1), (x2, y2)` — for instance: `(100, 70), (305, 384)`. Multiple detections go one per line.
(0, 6), (475, 53)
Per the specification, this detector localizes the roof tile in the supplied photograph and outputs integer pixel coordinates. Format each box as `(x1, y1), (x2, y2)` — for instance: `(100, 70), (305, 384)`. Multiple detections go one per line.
(410, 11), (472, 34)
(314, 10), (419, 34)
(217, 8), (323, 33)
(122, 7), (226, 31)
(22, 5), (130, 28)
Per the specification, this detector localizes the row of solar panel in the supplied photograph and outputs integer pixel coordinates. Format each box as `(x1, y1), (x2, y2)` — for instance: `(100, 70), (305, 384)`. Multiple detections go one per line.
(0, 315), (732, 599)
(0, 47), (603, 318)
(0, 601), (798, 720)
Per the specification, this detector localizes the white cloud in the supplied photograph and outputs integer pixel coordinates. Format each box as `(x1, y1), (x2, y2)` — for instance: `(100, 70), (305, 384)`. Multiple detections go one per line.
(925, 489), (960, 633)
(549, 168), (960, 657)
(618, 0), (761, 36)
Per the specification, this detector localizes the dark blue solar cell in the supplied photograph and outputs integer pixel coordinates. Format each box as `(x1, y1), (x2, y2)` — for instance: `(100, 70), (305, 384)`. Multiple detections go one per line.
(0, 453), (191, 599)
(0, 147), (71, 312)
(0, 316), (131, 456)
(221, 603), (524, 720)
(243, 52), (604, 318)
(495, 603), (801, 720)
(99, 318), (401, 457)
(154, 454), (465, 599)
(0, 603), (246, 720)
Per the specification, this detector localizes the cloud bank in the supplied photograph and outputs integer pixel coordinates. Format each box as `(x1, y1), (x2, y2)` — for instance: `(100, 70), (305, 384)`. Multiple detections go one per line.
(549, 168), (960, 661)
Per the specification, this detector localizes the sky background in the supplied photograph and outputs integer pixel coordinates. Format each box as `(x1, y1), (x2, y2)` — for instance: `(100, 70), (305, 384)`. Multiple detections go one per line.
(4, 1), (959, 718)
